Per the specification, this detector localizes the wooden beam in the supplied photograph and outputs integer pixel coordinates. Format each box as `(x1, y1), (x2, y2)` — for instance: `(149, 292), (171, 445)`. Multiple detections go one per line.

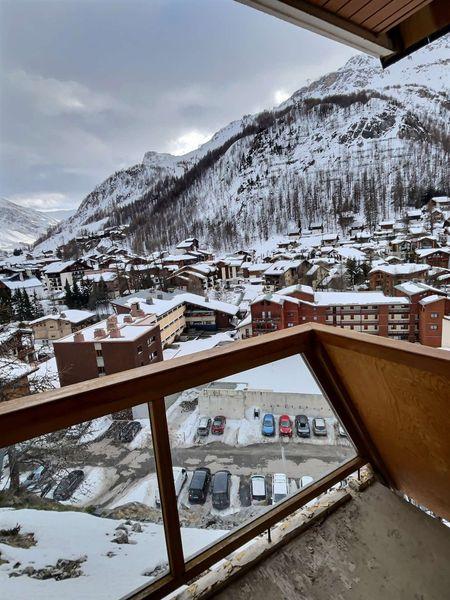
(381, 0), (450, 66)
(303, 338), (395, 488)
(236, 0), (396, 56)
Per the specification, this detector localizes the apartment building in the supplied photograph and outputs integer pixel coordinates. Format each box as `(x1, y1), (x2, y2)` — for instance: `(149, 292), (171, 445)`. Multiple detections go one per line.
(263, 260), (302, 290)
(53, 313), (162, 387)
(42, 260), (88, 295)
(111, 292), (238, 346)
(250, 284), (447, 347)
(30, 309), (96, 341)
(369, 263), (429, 295)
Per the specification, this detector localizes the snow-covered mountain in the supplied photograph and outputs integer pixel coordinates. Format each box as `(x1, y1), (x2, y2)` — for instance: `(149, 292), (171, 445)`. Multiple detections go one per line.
(0, 198), (63, 251)
(35, 34), (450, 254)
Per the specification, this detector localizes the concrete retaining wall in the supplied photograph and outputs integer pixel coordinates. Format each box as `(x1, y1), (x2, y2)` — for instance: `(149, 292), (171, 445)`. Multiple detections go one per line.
(198, 387), (332, 419)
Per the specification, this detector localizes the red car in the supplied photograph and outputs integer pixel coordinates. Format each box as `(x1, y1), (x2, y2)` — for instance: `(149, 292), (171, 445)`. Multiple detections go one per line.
(278, 415), (293, 437)
(211, 415), (226, 435)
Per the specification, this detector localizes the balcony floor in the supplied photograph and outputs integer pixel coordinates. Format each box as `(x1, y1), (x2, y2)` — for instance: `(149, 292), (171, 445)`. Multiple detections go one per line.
(213, 482), (450, 600)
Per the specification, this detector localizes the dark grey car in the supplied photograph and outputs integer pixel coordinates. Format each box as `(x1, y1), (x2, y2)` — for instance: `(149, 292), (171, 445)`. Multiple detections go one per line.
(212, 470), (231, 509)
(53, 470), (84, 501)
(295, 414), (310, 437)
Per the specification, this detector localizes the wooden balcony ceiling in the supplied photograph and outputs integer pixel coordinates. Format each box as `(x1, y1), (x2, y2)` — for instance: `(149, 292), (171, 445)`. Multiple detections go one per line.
(237, 0), (450, 65)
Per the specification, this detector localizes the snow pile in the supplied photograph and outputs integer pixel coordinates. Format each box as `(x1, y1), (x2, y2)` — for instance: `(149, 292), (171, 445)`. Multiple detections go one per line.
(0, 508), (226, 599)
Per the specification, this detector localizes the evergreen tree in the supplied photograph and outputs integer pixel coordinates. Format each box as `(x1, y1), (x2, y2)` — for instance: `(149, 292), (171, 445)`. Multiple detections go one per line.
(31, 291), (44, 319)
(11, 289), (23, 320)
(0, 294), (12, 324)
(72, 281), (82, 309)
(22, 290), (34, 321)
(64, 280), (74, 308)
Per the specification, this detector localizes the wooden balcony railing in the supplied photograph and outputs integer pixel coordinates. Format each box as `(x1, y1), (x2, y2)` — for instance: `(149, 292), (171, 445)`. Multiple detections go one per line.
(1, 323), (448, 600)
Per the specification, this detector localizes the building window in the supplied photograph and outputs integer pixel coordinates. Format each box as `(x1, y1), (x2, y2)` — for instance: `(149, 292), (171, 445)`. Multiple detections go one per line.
(430, 325), (438, 331)
(96, 350), (102, 357)
(287, 323), (294, 327)
(431, 312), (438, 318)
(98, 366), (105, 375)
(137, 345), (143, 353)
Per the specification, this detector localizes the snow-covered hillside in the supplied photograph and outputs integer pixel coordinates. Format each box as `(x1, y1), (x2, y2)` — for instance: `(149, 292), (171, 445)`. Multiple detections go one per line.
(0, 198), (61, 251)
(34, 35), (450, 254)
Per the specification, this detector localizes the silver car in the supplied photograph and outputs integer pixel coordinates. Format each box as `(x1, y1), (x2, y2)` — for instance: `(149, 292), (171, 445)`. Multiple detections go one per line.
(197, 416), (212, 436)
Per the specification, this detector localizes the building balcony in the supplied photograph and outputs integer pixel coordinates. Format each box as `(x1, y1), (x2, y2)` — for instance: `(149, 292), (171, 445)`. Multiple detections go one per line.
(0, 323), (448, 600)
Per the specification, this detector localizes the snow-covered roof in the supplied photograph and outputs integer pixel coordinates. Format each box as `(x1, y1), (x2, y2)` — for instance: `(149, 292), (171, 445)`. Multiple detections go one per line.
(163, 332), (233, 360)
(236, 314), (252, 329)
(313, 291), (409, 306)
(116, 292), (239, 317)
(394, 281), (442, 296)
(0, 357), (35, 384)
(337, 247), (366, 261)
(182, 292), (239, 315)
(43, 260), (76, 274)
(254, 290), (409, 308)
(55, 314), (157, 344)
(369, 263), (429, 276)
(432, 196), (450, 204)
(278, 283), (314, 296)
(419, 294), (445, 306)
(83, 271), (117, 282)
(30, 309), (95, 325)
(264, 260), (300, 276)
(0, 277), (43, 290)
(415, 248), (450, 258)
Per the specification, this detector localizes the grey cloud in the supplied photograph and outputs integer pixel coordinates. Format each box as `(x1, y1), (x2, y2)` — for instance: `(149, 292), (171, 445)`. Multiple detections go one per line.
(0, 0), (357, 209)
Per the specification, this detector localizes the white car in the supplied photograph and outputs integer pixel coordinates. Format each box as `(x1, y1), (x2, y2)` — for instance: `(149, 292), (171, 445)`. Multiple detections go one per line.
(272, 473), (288, 504)
(155, 467), (187, 506)
(300, 475), (314, 488)
(250, 475), (267, 503)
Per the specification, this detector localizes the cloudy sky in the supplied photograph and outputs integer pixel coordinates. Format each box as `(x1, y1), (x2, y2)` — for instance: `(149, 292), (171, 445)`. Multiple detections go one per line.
(0, 0), (357, 211)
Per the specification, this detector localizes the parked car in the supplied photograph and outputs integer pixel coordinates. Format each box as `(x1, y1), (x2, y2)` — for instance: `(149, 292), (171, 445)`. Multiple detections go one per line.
(261, 413), (276, 437)
(211, 415), (226, 435)
(212, 470), (231, 509)
(23, 465), (45, 489)
(250, 475), (267, 503)
(53, 470), (84, 501)
(197, 417), (212, 437)
(272, 473), (288, 504)
(117, 421), (142, 443)
(188, 467), (211, 504)
(338, 423), (347, 437)
(300, 475), (314, 488)
(278, 414), (293, 437)
(312, 417), (327, 436)
(295, 414), (310, 437)
(155, 467), (188, 506)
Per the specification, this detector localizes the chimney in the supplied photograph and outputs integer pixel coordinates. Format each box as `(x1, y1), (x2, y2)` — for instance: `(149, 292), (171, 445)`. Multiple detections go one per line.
(60, 312), (66, 319)
(123, 315), (133, 324)
(106, 315), (118, 330)
(137, 309), (145, 318)
(130, 302), (140, 317)
(109, 327), (122, 338)
(73, 331), (84, 342)
(94, 328), (106, 339)
(146, 297), (153, 305)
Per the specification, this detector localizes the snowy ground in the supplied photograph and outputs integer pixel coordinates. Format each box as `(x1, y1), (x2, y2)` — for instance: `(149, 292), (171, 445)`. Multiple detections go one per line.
(0, 508), (226, 600)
